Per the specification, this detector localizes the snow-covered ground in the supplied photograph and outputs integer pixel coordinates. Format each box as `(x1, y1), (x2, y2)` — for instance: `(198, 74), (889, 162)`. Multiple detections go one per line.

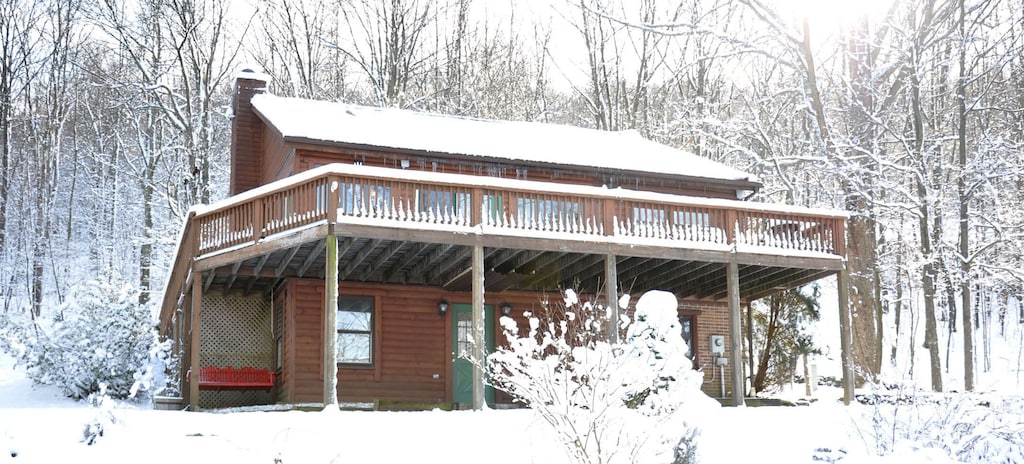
(5, 350), (1014, 464)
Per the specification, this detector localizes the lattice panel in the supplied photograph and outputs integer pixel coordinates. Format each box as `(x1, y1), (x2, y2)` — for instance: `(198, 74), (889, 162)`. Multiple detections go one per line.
(199, 292), (274, 409)
(199, 389), (274, 410)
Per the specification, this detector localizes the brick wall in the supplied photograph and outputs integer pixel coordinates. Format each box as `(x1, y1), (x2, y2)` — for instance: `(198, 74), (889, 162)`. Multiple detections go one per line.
(679, 300), (735, 399)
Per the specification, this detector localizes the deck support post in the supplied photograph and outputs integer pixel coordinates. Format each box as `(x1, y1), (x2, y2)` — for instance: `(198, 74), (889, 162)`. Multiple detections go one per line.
(604, 254), (619, 343)
(471, 244), (485, 410)
(837, 264), (855, 405)
(323, 234), (339, 407)
(727, 256), (745, 407)
(188, 270), (202, 411)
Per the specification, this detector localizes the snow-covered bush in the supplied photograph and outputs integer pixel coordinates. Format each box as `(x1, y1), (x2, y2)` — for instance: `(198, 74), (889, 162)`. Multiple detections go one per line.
(81, 385), (120, 446)
(14, 277), (161, 400)
(487, 289), (717, 464)
(623, 291), (708, 414)
(857, 383), (1024, 463)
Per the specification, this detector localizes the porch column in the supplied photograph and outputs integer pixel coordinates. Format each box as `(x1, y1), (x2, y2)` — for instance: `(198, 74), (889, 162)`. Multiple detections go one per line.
(323, 235), (339, 407)
(604, 254), (619, 343)
(837, 264), (855, 405)
(727, 257), (744, 406)
(188, 270), (202, 410)
(471, 244), (485, 410)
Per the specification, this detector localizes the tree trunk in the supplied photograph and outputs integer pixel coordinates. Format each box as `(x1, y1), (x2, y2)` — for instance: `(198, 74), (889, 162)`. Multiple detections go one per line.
(911, 62), (943, 393)
(803, 352), (811, 397)
(849, 214), (881, 385)
(956, 0), (974, 392)
(746, 302), (756, 395)
(753, 297), (780, 393)
(800, 15), (882, 385)
(890, 246), (904, 366)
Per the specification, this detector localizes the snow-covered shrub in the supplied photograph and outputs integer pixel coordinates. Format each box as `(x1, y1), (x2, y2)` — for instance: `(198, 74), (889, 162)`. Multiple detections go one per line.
(487, 289), (717, 464)
(623, 291), (708, 414)
(16, 277), (160, 400)
(81, 385), (120, 446)
(857, 385), (1024, 463)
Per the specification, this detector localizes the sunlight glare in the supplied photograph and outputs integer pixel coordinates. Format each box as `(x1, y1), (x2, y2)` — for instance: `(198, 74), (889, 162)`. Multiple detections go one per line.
(776, 0), (895, 31)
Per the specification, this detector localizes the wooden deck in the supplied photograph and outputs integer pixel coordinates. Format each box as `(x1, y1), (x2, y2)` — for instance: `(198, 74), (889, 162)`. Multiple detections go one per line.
(160, 163), (846, 332)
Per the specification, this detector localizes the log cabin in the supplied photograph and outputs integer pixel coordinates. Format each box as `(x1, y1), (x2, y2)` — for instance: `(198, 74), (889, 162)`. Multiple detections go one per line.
(157, 70), (854, 411)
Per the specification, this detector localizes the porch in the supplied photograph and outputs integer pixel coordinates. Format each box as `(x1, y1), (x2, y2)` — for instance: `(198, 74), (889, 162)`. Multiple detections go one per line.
(158, 163), (852, 409)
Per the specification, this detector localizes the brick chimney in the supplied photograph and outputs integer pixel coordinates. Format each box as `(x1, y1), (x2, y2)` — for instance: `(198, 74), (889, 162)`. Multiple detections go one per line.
(230, 69), (267, 195)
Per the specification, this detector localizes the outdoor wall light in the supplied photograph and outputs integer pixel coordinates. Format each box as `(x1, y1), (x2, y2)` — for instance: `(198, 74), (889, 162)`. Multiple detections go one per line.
(501, 302), (513, 316)
(438, 299), (449, 316)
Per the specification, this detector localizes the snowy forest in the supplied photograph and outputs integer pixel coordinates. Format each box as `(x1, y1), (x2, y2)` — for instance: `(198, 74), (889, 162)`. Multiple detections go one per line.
(1, 0), (1024, 401)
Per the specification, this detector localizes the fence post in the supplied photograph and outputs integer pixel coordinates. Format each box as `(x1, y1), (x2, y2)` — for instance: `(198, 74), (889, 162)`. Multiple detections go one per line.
(834, 217), (847, 256)
(327, 175), (340, 224)
(725, 209), (738, 245)
(602, 198), (617, 236)
(472, 188), (483, 226)
(253, 197), (263, 243)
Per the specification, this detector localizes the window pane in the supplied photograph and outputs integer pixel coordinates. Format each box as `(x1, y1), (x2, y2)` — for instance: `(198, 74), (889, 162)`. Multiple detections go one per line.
(633, 207), (666, 223)
(457, 311), (473, 359)
(674, 210), (710, 227)
(417, 189), (468, 221)
(340, 295), (374, 311)
(337, 333), (371, 363)
(679, 315), (694, 360)
(340, 183), (391, 215)
(338, 296), (374, 364)
(517, 198), (580, 228)
(338, 310), (371, 331)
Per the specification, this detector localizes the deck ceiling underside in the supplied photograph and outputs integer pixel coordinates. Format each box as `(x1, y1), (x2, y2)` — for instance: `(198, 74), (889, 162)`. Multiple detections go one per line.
(198, 236), (836, 302)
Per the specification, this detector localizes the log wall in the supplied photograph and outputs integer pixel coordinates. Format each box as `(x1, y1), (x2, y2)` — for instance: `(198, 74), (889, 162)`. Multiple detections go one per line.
(283, 278), (725, 405)
(294, 148), (743, 200)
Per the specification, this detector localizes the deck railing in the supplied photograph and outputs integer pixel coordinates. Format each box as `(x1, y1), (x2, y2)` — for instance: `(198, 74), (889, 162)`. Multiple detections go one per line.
(193, 164), (847, 258)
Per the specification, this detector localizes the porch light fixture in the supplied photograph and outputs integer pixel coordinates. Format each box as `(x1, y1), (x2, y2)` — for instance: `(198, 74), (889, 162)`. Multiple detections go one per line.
(438, 299), (449, 316)
(501, 302), (513, 316)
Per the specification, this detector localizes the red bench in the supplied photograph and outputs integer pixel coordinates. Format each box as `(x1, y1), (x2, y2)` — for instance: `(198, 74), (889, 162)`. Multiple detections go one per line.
(190, 366), (275, 390)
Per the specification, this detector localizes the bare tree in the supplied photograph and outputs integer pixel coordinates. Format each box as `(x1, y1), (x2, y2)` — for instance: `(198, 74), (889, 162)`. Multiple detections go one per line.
(252, 0), (348, 100)
(164, 0), (244, 207)
(340, 0), (436, 106)
(564, 0), (678, 132)
(738, 0), (889, 385)
(0, 1), (44, 312)
(23, 0), (83, 316)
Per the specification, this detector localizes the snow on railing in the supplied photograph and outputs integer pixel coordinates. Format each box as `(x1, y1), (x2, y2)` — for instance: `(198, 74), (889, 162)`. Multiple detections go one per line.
(189, 163), (846, 257)
(196, 175), (331, 255)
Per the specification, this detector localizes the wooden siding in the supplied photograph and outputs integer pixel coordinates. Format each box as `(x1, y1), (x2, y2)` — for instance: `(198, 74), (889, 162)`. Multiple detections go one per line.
(263, 125), (293, 184)
(288, 280), (326, 403)
(283, 278), (728, 405)
(292, 147), (743, 200)
(284, 279), (568, 404)
(230, 77), (265, 195)
(273, 288), (289, 403)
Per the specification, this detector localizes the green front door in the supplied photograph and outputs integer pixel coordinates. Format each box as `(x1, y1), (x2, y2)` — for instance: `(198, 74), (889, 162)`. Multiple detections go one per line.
(452, 303), (495, 405)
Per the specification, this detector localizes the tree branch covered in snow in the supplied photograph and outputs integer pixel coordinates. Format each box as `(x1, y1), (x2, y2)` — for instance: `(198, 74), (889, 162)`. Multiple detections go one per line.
(3, 276), (168, 401)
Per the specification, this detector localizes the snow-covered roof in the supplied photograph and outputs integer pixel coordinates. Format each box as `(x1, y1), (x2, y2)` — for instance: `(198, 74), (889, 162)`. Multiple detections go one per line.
(250, 94), (759, 186)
